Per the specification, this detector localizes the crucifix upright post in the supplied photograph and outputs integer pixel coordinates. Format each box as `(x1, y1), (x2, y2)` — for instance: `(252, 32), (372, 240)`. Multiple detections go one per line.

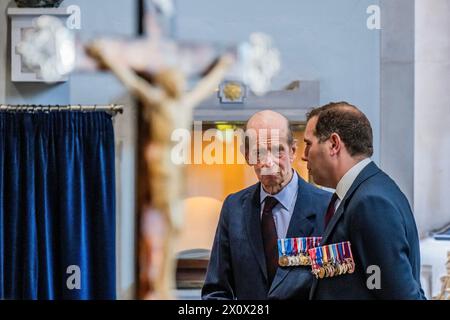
(85, 1), (233, 299)
(123, 0), (233, 299)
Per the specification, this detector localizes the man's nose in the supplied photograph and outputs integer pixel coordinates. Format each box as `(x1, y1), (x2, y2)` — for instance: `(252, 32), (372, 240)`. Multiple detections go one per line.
(301, 151), (308, 162)
(260, 153), (275, 167)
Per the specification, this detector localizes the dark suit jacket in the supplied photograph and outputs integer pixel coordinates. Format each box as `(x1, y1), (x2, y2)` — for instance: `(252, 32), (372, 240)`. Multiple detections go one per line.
(309, 162), (425, 300)
(202, 174), (331, 300)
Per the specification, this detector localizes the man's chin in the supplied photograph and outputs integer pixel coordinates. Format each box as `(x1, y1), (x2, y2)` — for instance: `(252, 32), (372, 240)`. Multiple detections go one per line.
(310, 175), (328, 188)
(260, 175), (281, 187)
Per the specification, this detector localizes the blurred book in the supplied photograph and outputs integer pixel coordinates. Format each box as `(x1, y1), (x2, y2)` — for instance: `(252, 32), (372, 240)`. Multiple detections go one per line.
(433, 224), (450, 241)
(176, 249), (211, 289)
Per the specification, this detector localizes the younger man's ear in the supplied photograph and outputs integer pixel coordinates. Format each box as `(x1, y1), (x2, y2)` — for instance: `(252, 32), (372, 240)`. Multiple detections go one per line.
(329, 133), (341, 155)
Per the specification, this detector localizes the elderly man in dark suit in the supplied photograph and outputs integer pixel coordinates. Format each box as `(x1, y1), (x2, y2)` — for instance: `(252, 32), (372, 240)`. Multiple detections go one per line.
(202, 110), (331, 300)
(302, 102), (425, 299)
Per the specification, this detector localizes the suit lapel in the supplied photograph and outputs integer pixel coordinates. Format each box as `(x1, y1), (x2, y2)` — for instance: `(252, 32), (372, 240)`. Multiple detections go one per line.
(269, 176), (316, 294)
(244, 184), (268, 281)
(285, 179), (315, 239)
(321, 162), (380, 245)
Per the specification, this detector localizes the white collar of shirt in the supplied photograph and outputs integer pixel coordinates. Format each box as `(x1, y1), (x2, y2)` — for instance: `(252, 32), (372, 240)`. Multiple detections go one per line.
(335, 158), (372, 202)
(260, 170), (298, 210)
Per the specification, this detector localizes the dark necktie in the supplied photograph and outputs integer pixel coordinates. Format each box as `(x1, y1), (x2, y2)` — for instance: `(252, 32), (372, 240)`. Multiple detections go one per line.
(324, 193), (339, 229)
(261, 196), (279, 285)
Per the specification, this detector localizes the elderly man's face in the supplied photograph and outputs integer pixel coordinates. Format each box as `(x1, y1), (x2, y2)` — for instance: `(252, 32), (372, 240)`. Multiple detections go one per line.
(246, 123), (296, 194)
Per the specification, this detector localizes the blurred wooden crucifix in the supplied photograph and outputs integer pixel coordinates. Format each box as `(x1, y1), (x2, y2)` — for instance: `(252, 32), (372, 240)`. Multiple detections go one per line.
(86, 51), (233, 300)
(16, 0), (279, 299)
(84, 2), (235, 299)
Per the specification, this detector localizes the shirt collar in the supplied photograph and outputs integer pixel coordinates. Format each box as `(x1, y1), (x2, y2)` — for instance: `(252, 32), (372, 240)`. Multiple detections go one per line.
(260, 170), (298, 210)
(335, 158), (372, 201)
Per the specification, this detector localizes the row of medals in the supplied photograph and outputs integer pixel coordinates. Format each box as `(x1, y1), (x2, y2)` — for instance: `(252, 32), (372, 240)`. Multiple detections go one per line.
(312, 257), (355, 279)
(278, 252), (311, 267)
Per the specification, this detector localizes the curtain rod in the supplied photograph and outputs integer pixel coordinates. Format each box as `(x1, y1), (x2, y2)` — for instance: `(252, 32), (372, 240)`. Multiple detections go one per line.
(0, 104), (124, 114)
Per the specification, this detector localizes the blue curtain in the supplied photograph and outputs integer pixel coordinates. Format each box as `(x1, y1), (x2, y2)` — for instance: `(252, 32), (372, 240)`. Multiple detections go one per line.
(0, 112), (116, 299)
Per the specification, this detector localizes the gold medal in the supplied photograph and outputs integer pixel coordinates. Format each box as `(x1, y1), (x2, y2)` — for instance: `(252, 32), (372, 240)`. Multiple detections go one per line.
(290, 256), (296, 266)
(288, 256), (294, 267)
(342, 263), (348, 274)
(346, 258), (355, 274)
(299, 255), (305, 265)
(297, 253), (304, 265)
(328, 264), (335, 277)
(312, 268), (319, 279)
(326, 264), (333, 278)
(306, 255), (312, 265)
(343, 242), (355, 274)
(279, 255), (289, 267)
(299, 255), (308, 266)
(338, 263), (344, 275)
(318, 267), (325, 279)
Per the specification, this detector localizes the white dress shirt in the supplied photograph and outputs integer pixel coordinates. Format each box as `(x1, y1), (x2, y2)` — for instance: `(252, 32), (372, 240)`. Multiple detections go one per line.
(334, 158), (372, 211)
(260, 170), (298, 239)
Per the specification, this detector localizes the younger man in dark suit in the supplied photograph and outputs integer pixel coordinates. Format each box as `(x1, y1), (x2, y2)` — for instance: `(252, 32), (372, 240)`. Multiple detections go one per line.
(302, 102), (425, 299)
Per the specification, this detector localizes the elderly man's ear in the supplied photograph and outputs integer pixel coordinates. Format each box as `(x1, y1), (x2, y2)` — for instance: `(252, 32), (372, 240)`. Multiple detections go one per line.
(290, 139), (298, 159)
